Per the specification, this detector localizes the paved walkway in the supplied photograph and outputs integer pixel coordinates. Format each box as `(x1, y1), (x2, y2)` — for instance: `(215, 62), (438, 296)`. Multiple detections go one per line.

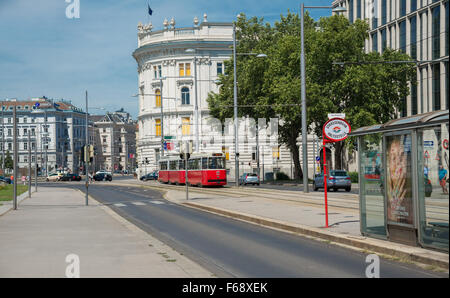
(0, 186), (212, 278)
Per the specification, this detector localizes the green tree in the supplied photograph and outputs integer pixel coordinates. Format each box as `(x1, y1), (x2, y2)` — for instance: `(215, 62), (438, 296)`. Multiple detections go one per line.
(207, 12), (416, 178)
(307, 17), (416, 168)
(4, 151), (13, 170)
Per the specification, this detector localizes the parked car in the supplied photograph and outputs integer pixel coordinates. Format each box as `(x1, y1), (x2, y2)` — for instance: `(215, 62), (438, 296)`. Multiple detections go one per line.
(46, 172), (63, 182)
(93, 172), (112, 181)
(239, 173), (260, 186)
(141, 171), (158, 181)
(60, 173), (82, 181)
(0, 176), (12, 184)
(313, 170), (351, 192)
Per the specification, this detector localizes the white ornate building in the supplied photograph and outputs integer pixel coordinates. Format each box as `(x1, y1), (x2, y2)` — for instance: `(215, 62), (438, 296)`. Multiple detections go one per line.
(133, 15), (320, 180)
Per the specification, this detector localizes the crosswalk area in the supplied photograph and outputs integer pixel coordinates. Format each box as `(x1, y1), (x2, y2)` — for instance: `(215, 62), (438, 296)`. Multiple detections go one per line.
(112, 200), (166, 208)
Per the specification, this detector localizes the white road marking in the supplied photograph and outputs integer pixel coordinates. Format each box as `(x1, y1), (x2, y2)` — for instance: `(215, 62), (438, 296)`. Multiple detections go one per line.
(149, 201), (165, 205)
(114, 203), (126, 207)
(132, 202), (146, 206)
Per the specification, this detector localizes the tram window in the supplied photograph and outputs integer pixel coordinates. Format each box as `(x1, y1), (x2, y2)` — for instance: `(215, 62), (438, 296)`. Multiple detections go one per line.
(188, 159), (198, 170)
(169, 160), (177, 170)
(202, 158), (208, 169)
(159, 162), (168, 170)
(178, 159), (185, 170)
(193, 159), (200, 170)
(209, 157), (225, 169)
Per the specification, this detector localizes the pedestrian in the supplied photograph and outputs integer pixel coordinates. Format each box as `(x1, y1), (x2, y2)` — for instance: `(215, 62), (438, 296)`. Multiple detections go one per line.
(21, 175), (26, 185)
(438, 165), (448, 194)
(424, 165), (429, 179)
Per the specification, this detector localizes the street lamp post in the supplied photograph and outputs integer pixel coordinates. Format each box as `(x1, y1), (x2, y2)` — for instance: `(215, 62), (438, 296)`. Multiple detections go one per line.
(233, 22), (239, 187)
(185, 49), (200, 153)
(13, 105), (17, 210)
(232, 19), (268, 187)
(85, 91), (89, 206)
(300, 4), (346, 193)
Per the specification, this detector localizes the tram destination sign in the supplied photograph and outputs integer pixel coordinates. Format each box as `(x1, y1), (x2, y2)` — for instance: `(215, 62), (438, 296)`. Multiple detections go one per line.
(323, 118), (351, 142)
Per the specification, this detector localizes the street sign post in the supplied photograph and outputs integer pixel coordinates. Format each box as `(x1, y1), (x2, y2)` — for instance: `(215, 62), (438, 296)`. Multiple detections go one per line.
(322, 118), (351, 228)
(181, 141), (193, 201)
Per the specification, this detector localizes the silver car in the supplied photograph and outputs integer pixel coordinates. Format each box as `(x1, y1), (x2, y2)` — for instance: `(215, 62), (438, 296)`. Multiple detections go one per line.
(313, 170), (351, 192)
(239, 173), (260, 186)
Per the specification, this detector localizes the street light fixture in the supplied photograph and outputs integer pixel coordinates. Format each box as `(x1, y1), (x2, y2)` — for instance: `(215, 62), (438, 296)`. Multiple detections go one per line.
(300, 3), (347, 193)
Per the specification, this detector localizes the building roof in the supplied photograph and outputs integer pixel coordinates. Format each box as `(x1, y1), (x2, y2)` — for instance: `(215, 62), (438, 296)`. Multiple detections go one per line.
(1, 98), (84, 113)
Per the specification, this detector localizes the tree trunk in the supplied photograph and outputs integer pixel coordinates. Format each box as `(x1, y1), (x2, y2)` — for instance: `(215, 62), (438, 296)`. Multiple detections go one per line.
(288, 141), (303, 180)
(334, 141), (344, 170)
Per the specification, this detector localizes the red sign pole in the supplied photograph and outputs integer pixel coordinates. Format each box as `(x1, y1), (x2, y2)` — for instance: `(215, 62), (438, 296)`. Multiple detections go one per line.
(323, 138), (329, 228)
(321, 117), (351, 229)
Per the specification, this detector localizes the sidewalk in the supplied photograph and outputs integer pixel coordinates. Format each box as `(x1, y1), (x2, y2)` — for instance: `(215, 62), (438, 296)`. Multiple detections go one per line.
(158, 187), (448, 271)
(0, 186), (212, 278)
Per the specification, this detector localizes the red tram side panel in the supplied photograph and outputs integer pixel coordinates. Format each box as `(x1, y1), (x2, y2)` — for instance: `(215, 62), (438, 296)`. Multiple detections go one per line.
(158, 153), (227, 187)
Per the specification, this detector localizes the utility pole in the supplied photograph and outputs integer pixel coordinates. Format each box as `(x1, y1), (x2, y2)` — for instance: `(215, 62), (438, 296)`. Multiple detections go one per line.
(160, 78), (165, 158)
(1, 102), (4, 176)
(34, 134), (38, 192)
(233, 22), (239, 187)
(28, 130), (31, 198)
(85, 91), (89, 206)
(13, 105), (17, 210)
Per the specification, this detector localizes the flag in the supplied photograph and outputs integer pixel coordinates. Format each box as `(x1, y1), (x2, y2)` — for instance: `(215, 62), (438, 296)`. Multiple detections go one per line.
(148, 4), (153, 16)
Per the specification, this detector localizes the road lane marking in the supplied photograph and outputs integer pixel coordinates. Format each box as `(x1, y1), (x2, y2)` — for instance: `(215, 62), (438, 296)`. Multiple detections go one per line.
(132, 202), (146, 206)
(114, 203), (127, 207)
(149, 201), (165, 205)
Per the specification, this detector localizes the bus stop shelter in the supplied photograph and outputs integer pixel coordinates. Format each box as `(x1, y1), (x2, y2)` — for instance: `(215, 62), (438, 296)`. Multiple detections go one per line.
(350, 110), (449, 252)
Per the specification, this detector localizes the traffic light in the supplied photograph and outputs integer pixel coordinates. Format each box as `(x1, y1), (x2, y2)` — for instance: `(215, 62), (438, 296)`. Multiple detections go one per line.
(89, 145), (94, 163)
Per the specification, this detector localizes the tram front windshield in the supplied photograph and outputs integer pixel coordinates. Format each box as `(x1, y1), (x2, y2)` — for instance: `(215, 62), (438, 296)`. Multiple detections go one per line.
(208, 157), (225, 169)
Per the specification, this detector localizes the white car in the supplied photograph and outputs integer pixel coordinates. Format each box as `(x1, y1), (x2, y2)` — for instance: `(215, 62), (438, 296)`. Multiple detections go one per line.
(46, 173), (63, 182)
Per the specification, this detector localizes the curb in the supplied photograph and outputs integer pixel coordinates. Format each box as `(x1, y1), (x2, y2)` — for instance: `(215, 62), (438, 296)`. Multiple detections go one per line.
(181, 201), (449, 270)
(0, 189), (35, 217)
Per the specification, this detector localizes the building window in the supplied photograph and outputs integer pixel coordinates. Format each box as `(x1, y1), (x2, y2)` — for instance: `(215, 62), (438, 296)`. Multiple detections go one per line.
(181, 87), (190, 105)
(217, 62), (223, 75)
(182, 117), (190, 136)
(356, 0), (361, 19)
(399, 20), (406, 53)
(410, 16), (417, 59)
(411, 0), (417, 13)
(381, 0), (386, 25)
(432, 6), (440, 59)
(349, 0), (354, 23)
(381, 29), (387, 53)
(411, 83), (418, 115)
(445, 2), (449, 57)
(155, 119), (161, 136)
(154, 65), (162, 78)
(222, 146), (229, 161)
(399, 0), (406, 17)
(432, 63), (441, 111)
(155, 89), (161, 107)
(179, 63), (191, 77)
(272, 147), (280, 160)
(371, 32), (378, 52)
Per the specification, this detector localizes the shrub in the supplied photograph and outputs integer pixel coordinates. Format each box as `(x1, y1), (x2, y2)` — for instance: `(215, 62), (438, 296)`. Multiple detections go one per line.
(348, 172), (359, 183)
(275, 172), (290, 181)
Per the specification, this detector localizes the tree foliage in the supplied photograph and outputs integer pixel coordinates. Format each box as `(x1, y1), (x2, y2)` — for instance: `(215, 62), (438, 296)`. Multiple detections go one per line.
(207, 12), (416, 177)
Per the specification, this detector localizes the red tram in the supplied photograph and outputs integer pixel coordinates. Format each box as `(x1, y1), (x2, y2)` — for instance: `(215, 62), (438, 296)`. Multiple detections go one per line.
(158, 153), (227, 187)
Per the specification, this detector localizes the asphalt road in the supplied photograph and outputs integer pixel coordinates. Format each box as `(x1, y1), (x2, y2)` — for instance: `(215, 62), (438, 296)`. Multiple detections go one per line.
(43, 182), (446, 278)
